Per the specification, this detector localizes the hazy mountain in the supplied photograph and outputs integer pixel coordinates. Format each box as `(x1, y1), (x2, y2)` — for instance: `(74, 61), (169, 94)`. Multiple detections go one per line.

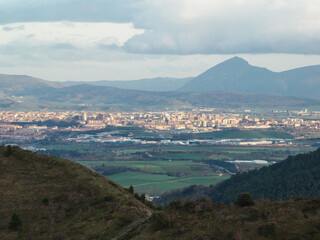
(156, 148), (320, 205)
(0, 71), (319, 111)
(21, 84), (319, 110)
(0, 74), (63, 93)
(0, 146), (150, 239)
(61, 77), (193, 91)
(179, 57), (320, 99)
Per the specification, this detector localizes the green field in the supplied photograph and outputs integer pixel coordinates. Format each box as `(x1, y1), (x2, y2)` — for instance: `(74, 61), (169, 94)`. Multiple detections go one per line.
(39, 139), (317, 196)
(78, 160), (214, 175)
(108, 171), (229, 195)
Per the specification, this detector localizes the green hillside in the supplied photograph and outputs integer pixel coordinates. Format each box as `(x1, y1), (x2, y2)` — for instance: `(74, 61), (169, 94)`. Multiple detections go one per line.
(1, 146), (320, 239)
(0, 146), (151, 240)
(156, 148), (320, 205)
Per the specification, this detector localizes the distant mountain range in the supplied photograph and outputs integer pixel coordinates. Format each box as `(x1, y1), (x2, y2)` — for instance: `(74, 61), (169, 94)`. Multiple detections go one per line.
(61, 77), (192, 92)
(1, 57), (320, 110)
(179, 57), (320, 99)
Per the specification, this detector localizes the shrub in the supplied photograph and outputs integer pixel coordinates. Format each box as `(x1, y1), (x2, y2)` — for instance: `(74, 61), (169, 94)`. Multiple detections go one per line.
(258, 222), (276, 237)
(295, 196), (306, 201)
(42, 198), (49, 206)
(234, 193), (254, 207)
(5, 145), (13, 157)
(150, 211), (169, 230)
(8, 213), (22, 231)
(128, 185), (134, 194)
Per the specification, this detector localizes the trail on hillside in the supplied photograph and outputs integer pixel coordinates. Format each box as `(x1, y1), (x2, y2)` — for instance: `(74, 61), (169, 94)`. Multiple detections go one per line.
(111, 209), (152, 240)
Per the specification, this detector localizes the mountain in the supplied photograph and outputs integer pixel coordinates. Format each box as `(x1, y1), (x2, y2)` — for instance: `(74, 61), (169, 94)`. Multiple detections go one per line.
(179, 57), (320, 99)
(61, 77), (192, 92)
(0, 74), (63, 93)
(0, 146), (150, 240)
(0, 72), (319, 111)
(20, 84), (319, 110)
(156, 148), (320, 205)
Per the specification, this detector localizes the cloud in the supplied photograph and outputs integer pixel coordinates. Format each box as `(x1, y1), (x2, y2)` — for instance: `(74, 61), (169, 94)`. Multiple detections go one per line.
(124, 0), (320, 54)
(1, 0), (320, 54)
(0, 21), (144, 47)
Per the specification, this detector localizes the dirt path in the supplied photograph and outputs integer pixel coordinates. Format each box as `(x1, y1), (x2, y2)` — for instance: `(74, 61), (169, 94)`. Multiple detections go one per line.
(111, 209), (152, 240)
(127, 176), (215, 187)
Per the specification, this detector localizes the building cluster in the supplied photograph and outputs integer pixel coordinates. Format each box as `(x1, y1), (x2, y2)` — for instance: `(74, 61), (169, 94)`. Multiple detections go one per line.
(0, 110), (319, 144)
(76, 111), (320, 131)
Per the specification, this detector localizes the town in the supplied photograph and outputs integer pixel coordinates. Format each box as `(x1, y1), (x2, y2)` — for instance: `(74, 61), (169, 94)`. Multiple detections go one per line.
(0, 109), (320, 145)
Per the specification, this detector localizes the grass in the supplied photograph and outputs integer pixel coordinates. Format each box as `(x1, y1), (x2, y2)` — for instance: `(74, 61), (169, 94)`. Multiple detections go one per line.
(0, 146), (150, 240)
(79, 160), (214, 175)
(108, 171), (229, 195)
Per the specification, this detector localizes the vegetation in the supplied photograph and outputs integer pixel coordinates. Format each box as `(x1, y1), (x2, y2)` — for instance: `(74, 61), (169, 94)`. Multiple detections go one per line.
(156, 148), (320, 205)
(133, 198), (320, 240)
(0, 146), (150, 240)
(234, 192), (255, 207)
(1, 146), (320, 239)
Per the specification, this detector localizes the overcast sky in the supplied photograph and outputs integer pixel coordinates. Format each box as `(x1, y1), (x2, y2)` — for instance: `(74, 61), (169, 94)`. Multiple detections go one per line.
(0, 0), (320, 81)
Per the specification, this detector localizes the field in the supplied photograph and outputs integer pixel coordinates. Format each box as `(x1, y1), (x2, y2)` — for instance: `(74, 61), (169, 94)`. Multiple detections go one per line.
(35, 128), (317, 196)
(108, 171), (229, 195)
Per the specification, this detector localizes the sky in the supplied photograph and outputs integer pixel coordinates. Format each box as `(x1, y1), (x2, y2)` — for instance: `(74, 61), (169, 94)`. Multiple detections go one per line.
(0, 0), (320, 82)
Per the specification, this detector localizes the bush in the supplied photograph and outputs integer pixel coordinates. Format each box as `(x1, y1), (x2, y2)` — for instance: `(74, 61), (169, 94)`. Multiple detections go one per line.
(42, 198), (49, 206)
(5, 145), (13, 157)
(258, 222), (276, 237)
(150, 211), (169, 230)
(8, 213), (22, 231)
(128, 185), (134, 194)
(234, 193), (254, 207)
(295, 196), (306, 201)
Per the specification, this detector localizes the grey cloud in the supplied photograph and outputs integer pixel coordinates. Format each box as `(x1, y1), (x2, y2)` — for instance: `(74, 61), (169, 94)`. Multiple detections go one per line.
(1, 0), (320, 55)
(123, 1), (320, 55)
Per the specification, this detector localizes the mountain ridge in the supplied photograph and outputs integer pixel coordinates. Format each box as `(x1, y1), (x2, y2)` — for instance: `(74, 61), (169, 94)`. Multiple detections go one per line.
(178, 57), (320, 99)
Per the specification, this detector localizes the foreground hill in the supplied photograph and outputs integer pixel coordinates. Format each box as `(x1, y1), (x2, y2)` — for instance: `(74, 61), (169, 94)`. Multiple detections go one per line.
(61, 77), (192, 92)
(134, 198), (320, 240)
(179, 57), (320, 100)
(0, 146), (150, 240)
(156, 148), (320, 205)
(1, 147), (320, 239)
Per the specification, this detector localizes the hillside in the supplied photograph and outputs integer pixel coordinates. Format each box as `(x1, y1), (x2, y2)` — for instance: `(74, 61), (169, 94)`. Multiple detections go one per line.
(134, 198), (320, 240)
(1, 146), (320, 239)
(156, 148), (320, 205)
(61, 77), (192, 92)
(0, 146), (151, 240)
(14, 84), (320, 111)
(179, 57), (320, 99)
(0, 74), (63, 92)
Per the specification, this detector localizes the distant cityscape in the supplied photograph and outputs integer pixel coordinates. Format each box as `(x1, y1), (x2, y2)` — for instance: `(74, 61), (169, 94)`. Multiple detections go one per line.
(1, 109), (320, 145)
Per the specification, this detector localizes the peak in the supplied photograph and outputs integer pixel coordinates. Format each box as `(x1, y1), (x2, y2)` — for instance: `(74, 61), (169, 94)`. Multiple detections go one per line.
(211, 56), (249, 70)
(225, 56), (248, 64)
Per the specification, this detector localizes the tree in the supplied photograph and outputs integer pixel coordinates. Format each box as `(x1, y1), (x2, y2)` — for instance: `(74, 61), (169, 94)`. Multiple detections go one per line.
(5, 145), (13, 157)
(234, 192), (254, 207)
(8, 213), (22, 231)
(128, 185), (134, 194)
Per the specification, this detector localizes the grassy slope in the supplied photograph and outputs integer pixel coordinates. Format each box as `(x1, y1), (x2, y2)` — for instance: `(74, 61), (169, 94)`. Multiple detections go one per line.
(134, 198), (320, 240)
(0, 146), (150, 240)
